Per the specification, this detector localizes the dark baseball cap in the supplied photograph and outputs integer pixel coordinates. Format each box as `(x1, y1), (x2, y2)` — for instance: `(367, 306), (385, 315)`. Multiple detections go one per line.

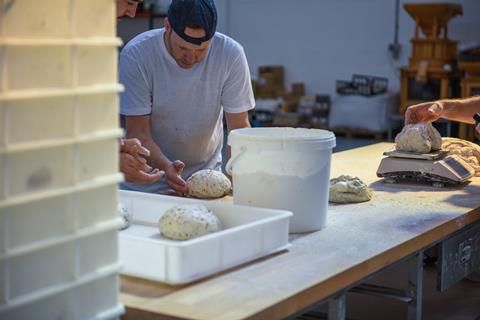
(168, 0), (217, 45)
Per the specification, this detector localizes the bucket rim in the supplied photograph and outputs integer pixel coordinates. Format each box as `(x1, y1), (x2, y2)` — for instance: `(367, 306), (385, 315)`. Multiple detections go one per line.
(228, 127), (336, 143)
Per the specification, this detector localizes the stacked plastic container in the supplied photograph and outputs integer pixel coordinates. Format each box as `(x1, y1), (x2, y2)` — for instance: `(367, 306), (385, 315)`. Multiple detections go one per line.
(0, 1), (124, 319)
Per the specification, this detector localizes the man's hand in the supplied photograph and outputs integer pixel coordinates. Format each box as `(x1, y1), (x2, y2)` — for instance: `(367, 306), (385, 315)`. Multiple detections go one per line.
(405, 101), (444, 124)
(120, 152), (164, 184)
(120, 138), (150, 156)
(164, 160), (188, 194)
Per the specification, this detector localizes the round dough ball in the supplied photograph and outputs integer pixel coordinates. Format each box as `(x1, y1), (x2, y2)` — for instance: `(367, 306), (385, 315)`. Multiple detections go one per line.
(186, 169), (231, 199)
(395, 122), (442, 153)
(329, 175), (372, 203)
(158, 204), (221, 240)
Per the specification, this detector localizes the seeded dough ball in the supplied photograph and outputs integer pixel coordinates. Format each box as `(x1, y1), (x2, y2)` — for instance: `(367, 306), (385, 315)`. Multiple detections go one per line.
(158, 204), (221, 240)
(329, 175), (372, 203)
(186, 169), (231, 199)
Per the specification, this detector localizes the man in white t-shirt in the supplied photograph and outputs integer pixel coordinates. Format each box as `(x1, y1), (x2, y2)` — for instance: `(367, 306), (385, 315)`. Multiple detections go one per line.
(119, 0), (255, 194)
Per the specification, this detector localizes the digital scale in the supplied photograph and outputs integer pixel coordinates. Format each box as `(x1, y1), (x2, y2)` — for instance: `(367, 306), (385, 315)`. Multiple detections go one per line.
(376, 149), (474, 187)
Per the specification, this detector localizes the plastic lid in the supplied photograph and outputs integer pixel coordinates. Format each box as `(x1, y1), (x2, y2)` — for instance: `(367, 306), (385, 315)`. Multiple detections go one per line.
(228, 127), (336, 150)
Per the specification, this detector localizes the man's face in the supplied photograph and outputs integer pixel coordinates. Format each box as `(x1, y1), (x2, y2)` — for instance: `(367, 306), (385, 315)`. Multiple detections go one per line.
(164, 20), (212, 69)
(116, 0), (142, 19)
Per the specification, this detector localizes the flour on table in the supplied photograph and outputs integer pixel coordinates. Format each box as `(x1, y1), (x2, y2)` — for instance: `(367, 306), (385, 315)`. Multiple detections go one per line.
(187, 169), (231, 199)
(158, 204), (221, 240)
(329, 175), (372, 203)
(395, 122), (442, 153)
(442, 137), (480, 176)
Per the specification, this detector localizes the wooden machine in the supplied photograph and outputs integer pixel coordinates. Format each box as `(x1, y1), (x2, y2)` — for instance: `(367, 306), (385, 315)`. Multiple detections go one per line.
(400, 3), (463, 114)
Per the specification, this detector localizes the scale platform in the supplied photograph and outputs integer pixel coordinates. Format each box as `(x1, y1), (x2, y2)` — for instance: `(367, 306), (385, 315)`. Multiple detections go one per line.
(377, 149), (474, 187)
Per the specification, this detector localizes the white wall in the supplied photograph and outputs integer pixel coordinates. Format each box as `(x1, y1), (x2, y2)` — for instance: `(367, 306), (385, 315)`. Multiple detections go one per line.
(217, 0), (480, 96)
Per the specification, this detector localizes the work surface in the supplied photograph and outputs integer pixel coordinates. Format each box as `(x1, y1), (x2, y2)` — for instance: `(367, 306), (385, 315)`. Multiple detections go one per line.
(120, 142), (480, 320)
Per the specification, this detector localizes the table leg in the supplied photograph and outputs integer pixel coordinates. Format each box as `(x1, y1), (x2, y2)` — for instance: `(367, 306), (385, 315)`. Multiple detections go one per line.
(328, 292), (346, 320)
(407, 251), (424, 320)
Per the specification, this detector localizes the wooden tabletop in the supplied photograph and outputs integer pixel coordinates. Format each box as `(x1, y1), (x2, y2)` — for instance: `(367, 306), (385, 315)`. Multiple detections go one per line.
(120, 142), (480, 320)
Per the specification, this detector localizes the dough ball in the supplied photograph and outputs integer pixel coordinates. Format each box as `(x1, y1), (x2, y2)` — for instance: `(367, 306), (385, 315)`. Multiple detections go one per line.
(187, 169), (231, 199)
(442, 137), (480, 176)
(395, 123), (442, 153)
(329, 175), (372, 203)
(158, 204), (221, 240)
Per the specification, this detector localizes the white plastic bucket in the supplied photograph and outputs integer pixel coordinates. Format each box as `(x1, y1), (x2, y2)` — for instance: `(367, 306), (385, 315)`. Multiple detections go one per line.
(227, 127), (336, 233)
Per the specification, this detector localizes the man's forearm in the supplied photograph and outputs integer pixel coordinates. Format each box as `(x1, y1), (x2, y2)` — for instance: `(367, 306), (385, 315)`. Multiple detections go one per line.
(442, 96), (480, 124)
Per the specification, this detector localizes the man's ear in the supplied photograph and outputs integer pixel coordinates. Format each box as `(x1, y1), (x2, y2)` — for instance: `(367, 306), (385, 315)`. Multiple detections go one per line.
(164, 18), (170, 31)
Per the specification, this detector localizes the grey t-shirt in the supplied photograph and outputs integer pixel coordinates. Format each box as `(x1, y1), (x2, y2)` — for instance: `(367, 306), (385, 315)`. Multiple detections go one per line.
(119, 28), (254, 193)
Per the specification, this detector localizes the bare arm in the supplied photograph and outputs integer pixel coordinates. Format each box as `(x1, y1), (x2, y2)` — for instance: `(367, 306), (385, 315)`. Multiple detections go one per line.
(405, 96), (480, 125)
(225, 111), (251, 160)
(125, 115), (188, 193)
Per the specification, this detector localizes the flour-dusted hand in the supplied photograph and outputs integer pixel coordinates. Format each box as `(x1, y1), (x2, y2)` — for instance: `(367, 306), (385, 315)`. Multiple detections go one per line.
(120, 152), (164, 184)
(165, 160), (188, 194)
(120, 138), (150, 157)
(405, 101), (445, 124)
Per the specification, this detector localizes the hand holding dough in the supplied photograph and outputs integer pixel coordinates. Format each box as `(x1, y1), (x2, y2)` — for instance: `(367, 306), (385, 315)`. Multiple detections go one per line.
(329, 175), (372, 203)
(187, 169), (231, 199)
(158, 204), (221, 240)
(395, 122), (442, 153)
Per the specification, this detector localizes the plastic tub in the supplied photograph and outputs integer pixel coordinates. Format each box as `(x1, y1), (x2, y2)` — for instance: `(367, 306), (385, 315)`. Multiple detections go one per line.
(0, 183), (119, 253)
(4, 46), (72, 91)
(0, 0), (71, 38)
(1, 144), (75, 198)
(0, 227), (119, 304)
(77, 138), (119, 182)
(73, 0), (116, 38)
(227, 127), (336, 233)
(76, 46), (118, 86)
(0, 96), (75, 145)
(77, 93), (119, 135)
(1, 272), (123, 320)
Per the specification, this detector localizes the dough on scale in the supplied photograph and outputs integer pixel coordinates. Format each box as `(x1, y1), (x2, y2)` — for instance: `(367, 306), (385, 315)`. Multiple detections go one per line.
(187, 169), (231, 199)
(329, 175), (372, 203)
(158, 204), (221, 240)
(442, 137), (480, 176)
(395, 122), (442, 153)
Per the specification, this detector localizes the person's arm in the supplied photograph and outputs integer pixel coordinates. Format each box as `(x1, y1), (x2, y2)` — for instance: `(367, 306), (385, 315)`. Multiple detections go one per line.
(119, 51), (187, 193)
(125, 115), (188, 193)
(225, 111), (251, 160)
(405, 96), (480, 125)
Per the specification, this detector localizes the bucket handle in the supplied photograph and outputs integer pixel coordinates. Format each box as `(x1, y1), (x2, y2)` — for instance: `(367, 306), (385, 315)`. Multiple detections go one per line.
(226, 145), (247, 176)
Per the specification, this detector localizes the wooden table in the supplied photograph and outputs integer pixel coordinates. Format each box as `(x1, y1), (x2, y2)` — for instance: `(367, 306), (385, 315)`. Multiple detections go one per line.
(120, 143), (480, 320)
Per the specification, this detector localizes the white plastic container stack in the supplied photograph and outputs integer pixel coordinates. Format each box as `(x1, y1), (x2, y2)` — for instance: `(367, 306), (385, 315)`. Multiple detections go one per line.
(0, 1), (124, 319)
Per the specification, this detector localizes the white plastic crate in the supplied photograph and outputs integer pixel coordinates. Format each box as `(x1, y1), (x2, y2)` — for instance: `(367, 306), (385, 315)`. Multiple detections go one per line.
(76, 184), (118, 230)
(1, 272), (123, 320)
(0, 93), (118, 149)
(0, 96), (75, 146)
(77, 138), (119, 182)
(76, 46), (118, 86)
(1, 144), (75, 198)
(0, 182), (119, 254)
(77, 93), (119, 135)
(0, 0), (71, 38)
(73, 0), (116, 38)
(0, 226), (119, 305)
(118, 190), (292, 285)
(0, 193), (74, 252)
(4, 45), (72, 91)
(0, 0), (116, 39)
(78, 230), (119, 277)
(7, 240), (76, 300)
